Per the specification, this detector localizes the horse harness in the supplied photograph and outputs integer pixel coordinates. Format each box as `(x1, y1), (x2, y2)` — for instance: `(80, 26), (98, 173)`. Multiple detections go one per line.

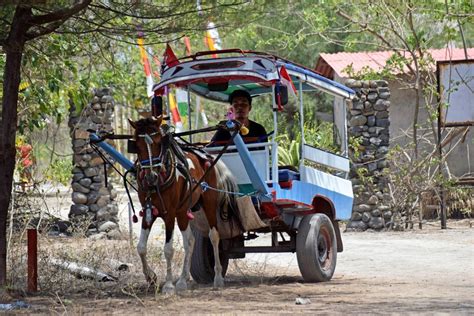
(136, 124), (197, 227)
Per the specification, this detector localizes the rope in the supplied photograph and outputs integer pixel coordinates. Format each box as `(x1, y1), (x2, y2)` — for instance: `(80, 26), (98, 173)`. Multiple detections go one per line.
(90, 143), (136, 188)
(124, 169), (138, 219)
(200, 181), (257, 197)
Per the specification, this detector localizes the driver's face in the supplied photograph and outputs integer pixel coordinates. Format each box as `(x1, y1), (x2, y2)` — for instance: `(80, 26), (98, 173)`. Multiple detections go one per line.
(231, 96), (251, 121)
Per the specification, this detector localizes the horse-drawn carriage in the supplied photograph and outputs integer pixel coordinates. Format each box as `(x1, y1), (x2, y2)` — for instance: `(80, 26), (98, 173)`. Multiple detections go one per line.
(90, 49), (355, 292)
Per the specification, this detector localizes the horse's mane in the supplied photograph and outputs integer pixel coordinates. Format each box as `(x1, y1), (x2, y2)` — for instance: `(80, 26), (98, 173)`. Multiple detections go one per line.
(133, 117), (161, 133)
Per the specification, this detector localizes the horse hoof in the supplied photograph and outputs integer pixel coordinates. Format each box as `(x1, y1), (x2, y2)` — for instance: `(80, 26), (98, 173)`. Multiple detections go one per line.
(213, 277), (225, 289)
(161, 282), (175, 295)
(176, 279), (188, 292)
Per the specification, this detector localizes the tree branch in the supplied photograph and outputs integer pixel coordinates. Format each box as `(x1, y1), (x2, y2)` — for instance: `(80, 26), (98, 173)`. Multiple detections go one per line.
(25, 20), (65, 40)
(29, 0), (92, 25)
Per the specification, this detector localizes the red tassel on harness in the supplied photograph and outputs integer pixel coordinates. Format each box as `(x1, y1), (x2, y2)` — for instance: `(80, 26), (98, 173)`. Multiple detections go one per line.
(187, 209), (194, 220)
(139, 210), (144, 217)
(132, 215), (138, 223)
(152, 206), (159, 217)
(204, 161), (212, 170)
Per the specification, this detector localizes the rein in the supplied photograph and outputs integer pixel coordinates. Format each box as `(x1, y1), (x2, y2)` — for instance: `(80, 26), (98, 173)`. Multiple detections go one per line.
(175, 121), (241, 211)
(89, 140), (139, 221)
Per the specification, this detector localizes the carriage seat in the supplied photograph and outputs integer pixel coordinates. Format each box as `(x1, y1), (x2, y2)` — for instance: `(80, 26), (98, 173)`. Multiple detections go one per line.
(277, 168), (300, 189)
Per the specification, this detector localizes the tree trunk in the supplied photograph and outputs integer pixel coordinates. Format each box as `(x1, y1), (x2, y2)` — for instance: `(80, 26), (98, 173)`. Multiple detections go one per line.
(0, 6), (30, 287)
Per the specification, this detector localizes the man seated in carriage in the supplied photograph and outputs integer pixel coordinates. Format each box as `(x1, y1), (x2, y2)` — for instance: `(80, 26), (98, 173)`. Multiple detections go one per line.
(208, 90), (268, 147)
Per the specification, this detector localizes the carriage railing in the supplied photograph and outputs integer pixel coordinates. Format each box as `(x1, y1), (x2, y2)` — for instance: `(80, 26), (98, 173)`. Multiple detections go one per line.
(301, 144), (350, 175)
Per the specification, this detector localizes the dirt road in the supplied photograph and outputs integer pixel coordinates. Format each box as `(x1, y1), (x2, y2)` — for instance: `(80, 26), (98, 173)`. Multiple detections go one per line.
(19, 219), (472, 314)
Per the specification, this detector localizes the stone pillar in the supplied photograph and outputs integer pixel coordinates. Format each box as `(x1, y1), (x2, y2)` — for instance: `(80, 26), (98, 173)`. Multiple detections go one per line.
(68, 88), (121, 238)
(345, 80), (392, 231)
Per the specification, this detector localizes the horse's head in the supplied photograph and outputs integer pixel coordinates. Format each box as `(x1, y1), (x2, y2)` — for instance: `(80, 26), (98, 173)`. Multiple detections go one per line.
(129, 116), (170, 187)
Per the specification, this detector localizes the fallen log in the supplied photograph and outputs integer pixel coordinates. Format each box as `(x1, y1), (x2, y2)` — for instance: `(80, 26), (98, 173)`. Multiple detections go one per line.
(50, 258), (116, 282)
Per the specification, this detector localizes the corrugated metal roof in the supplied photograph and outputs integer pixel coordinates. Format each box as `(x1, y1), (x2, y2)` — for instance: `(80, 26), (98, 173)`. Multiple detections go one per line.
(315, 47), (474, 79)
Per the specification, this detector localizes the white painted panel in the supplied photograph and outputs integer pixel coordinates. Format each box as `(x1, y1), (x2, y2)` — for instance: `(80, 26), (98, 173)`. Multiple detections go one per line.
(300, 165), (353, 198)
(205, 149), (269, 184)
(439, 61), (474, 125)
(303, 145), (350, 172)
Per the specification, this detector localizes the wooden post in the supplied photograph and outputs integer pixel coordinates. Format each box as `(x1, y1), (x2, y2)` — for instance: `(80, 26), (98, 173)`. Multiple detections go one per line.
(27, 228), (37, 292)
(437, 99), (447, 229)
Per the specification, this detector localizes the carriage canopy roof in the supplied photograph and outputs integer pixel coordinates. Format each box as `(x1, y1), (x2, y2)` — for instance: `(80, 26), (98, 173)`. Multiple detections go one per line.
(153, 49), (355, 103)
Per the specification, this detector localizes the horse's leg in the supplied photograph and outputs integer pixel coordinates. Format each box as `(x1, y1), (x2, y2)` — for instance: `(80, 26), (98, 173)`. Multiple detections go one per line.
(209, 226), (225, 288)
(161, 224), (175, 295)
(176, 223), (195, 292)
(137, 227), (157, 285)
(201, 175), (225, 288)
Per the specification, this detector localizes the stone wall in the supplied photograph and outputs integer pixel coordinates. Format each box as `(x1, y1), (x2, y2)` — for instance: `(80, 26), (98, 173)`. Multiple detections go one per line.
(344, 80), (392, 231)
(68, 88), (121, 239)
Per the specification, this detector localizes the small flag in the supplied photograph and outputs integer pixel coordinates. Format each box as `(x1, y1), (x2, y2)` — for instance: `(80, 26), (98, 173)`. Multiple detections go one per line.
(200, 108), (208, 127)
(168, 92), (184, 132)
(279, 65), (297, 98)
(163, 44), (179, 68)
(137, 37), (154, 97)
(184, 37), (192, 56)
(205, 22), (222, 58)
(176, 90), (188, 115)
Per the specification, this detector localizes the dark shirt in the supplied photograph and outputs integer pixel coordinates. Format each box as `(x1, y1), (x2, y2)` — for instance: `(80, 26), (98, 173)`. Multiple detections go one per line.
(209, 120), (268, 146)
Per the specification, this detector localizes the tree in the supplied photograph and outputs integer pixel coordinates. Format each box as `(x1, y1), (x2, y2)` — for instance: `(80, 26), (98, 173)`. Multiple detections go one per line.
(0, 1), (248, 292)
(333, 0), (472, 158)
(0, 1), (92, 291)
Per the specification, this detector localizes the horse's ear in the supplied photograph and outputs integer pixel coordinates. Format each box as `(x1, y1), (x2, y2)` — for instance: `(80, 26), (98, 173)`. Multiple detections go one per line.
(152, 115), (163, 127)
(128, 119), (137, 130)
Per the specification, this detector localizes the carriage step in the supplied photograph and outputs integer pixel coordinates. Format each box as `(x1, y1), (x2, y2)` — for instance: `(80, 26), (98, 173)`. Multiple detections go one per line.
(280, 206), (313, 216)
(275, 199), (313, 215)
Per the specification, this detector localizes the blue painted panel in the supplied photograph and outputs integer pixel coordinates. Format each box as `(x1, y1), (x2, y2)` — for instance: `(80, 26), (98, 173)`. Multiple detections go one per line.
(273, 180), (353, 220)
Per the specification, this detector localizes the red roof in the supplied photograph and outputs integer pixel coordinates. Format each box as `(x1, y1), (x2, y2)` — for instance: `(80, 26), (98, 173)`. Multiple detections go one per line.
(315, 47), (474, 79)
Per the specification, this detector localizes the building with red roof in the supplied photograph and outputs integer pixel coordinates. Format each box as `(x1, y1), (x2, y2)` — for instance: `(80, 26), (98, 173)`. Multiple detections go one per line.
(314, 47), (473, 178)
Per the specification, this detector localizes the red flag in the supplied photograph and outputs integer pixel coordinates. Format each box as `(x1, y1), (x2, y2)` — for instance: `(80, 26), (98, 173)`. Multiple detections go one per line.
(279, 65), (297, 97)
(163, 44), (179, 68)
(184, 37), (192, 55)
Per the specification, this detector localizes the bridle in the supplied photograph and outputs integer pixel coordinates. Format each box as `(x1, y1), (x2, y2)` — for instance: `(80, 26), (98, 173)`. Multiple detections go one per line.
(136, 125), (177, 226)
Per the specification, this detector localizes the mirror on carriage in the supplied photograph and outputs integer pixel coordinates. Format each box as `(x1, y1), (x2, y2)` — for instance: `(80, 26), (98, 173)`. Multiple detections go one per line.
(151, 95), (163, 117)
(273, 84), (288, 107)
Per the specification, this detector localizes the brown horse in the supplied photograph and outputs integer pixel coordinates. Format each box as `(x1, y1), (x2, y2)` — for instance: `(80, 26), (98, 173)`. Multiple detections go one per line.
(129, 116), (238, 294)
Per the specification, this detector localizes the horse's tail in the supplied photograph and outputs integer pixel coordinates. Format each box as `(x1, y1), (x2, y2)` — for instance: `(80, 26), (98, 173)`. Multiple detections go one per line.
(214, 160), (239, 222)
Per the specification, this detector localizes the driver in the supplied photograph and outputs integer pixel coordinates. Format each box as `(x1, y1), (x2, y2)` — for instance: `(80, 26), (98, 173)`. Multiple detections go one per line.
(209, 90), (267, 146)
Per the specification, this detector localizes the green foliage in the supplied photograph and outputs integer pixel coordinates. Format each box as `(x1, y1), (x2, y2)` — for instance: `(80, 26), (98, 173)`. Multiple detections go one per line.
(276, 121), (341, 168)
(304, 121), (339, 153)
(348, 136), (363, 160)
(277, 134), (300, 167)
(45, 158), (72, 186)
(224, 0), (345, 64)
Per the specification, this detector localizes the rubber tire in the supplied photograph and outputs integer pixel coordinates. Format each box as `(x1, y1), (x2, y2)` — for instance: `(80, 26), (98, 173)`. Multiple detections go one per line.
(190, 229), (229, 284)
(296, 213), (337, 282)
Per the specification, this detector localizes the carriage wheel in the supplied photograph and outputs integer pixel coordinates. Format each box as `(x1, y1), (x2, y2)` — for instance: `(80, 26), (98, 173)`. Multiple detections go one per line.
(190, 229), (229, 284)
(296, 213), (337, 282)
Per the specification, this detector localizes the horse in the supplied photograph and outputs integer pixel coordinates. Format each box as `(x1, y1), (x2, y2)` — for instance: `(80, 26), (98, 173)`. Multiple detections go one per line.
(129, 116), (239, 294)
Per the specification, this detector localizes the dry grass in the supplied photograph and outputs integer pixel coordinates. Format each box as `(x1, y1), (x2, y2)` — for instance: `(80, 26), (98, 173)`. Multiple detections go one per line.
(5, 188), (300, 313)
